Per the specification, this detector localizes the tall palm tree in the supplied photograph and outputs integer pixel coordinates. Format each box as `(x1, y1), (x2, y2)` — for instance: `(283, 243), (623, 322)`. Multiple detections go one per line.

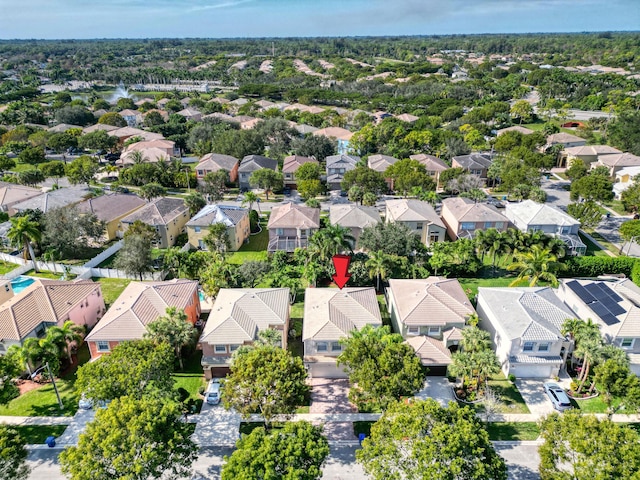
(20, 337), (60, 376)
(366, 250), (391, 292)
(507, 246), (565, 287)
(145, 307), (196, 370)
(562, 318), (603, 393)
(461, 327), (492, 353)
(241, 191), (260, 214)
(47, 321), (85, 364)
(320, 225), (356, 257)
(7, 216), (41, 263)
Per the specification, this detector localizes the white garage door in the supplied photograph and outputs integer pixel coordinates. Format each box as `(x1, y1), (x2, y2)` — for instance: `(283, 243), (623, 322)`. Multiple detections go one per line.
(512, 364), (556, 378)
(308, 363), (347, 379)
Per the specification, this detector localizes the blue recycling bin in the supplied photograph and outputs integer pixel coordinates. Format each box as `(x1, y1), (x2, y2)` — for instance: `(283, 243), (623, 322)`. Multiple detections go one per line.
(358, 433), (366, 446)
(45, 436), (56, 448)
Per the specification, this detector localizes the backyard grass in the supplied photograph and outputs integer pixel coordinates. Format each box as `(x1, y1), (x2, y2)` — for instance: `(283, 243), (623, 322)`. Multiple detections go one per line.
(0, 260), (17, 275)
(377, 294), (391, 328)
(459, 277), (515, 299)
(226, 221), (269, 265)
(585, 230), (620, 256)
(92, 277), (132, 307)
(287, 303), (304, 359)
(11, 425), (67, 444)
(172, 350), (206, 411)
(25, 269), (69, 280)
(579, 232), (610, 257)
(485, 422), (540, 441)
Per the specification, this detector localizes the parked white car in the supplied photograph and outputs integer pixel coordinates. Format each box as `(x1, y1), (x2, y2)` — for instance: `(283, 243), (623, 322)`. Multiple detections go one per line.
(204, 379), (221, 405)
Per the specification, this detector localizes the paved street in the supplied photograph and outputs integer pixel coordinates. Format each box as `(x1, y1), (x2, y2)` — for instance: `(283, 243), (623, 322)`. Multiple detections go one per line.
(494, 441), (542, 480)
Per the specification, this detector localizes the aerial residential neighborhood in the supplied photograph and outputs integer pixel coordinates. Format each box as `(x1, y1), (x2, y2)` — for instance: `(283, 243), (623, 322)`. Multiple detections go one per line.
(0, 13), (640, 480)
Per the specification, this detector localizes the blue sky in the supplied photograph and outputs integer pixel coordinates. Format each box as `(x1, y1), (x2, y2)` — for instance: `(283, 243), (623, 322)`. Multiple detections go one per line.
(0, 0), (638, 39)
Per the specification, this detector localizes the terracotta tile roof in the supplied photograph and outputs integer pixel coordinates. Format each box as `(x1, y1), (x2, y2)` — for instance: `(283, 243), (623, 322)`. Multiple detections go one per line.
(313, 127), (353, 141)
(405, 336), (452, 366)
(267, 202), (320, 229)
(496, 126), (535, 136)
(329, 205), (381, 230)
(303, 287), (381, 341)
(200, 288), (290, 345)
(77, 193), (146, 223)
(118, 147), (171, 165)
(368, 154), (399, 172)
(82, 124), (119, 134)
(547, 132), (586, 144)
(85, 279), (198, 342)
(597, 152), (640, 167)
(409, 154), (449, 172)
(442, 197), (510, 223)
(385, 199), (445, 228)
(121, 197), (188, 226)
(0, 279), (101, 341)
(197, 153), (239, 172)
(282, 155), (317, 173)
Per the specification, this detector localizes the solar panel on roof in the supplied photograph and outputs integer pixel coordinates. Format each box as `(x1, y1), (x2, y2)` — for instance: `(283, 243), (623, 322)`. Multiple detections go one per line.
(568, 281), (594, 304)
(607, 303), (626, 316)
(601, 313), (620, 326)
(585, 283), (606, 299)
(590, 302), (610, 318)
(598, 283), (623, 302)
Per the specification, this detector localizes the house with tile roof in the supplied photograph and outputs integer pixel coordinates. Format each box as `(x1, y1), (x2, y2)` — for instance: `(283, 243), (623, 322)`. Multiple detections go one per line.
(77, 193), (147, 241)
(119, 197), (190, 248)
(496, 126), (535, 136)
(387, 278), (474, 374)
(195, 153), (240, 183)
(186, 205), (250, 251)
(563, 145), (622, 167)
(82, 123), (119, 135)
(238, 155), (278, 191)
(85, 279), (200, 360)
(267, 202), (320, 252)
(313, 127), (354, 155)
(325, 154), (360, 190)
(557, 278), (640, 376)
(546, 132), (586, 149)
(441, 197), (511, 240)
(451, 153), (494, 181)
(385, 199), (446, 246)
(395, 113), (419, 123)
(367, 154), (398, 190)
(200, 287), (290, 378)
(0, 183), (42, 214)
(329, 204), (381, 243)
(176, 108), (202, 122)
(48, 123), (82, 133)
(593, 152), (640, 176)
(9, 186), (91, 216)
(504, 200), (586, 255)
(107, 127), (164, 143)
(409, 154), (449, 186)
(123, 139), (179, 157)
(0, 279), (105, 353)
(282, 155), (318, 188)
(476, 286), (574, 378)
(118, 109), (142, 127)
(303, 287), (382, 378)
(117, 146), (171, 165)
(613, 165), (640, 199)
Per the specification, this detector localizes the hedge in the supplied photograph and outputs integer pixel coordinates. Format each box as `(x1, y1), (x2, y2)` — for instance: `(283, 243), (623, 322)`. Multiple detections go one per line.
(561, 256), (638, 279)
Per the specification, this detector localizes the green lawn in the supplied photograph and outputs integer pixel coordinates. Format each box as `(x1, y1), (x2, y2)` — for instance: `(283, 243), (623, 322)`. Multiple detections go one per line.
(172, 350), (206, 411)
(573, 394), (621, 413)
(603, 200), (627, 216)
(12, 163), (36, 173)
(226, 221), (269, 264)
(287, 302), (304, 359)
(377, 295), (391, 328)
(585, 230), (620, 256)
(467, 374), (530, 414)
(486, 422), (540, 441)
(459, 277), (515, 299)
(92, 278), (132, 308)
(579, 232), (610, 257)
(226, 250), (268, 265)
(25, 270), (67, 280)
(11, 425), (67, 444)
(0, 260), (18, 275)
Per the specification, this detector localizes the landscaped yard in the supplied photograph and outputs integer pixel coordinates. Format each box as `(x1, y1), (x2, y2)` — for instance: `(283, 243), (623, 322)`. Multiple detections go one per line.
(579, 232), (610, 257)
(287, 301), (304, 359)
(226, 221), (269, 265)
(25, 269), (69, 280)
(92, 277), (132, 307)
(377, 294), (391, 327)
(0, 260), (17, 275)
(459, 277), (515, 299)
(485, 422), (540, 441)
(573, 394), (621, 413)
(172, 350), (206, 408)
(585, 230), (620, 256)
(11, 425), (67, 444)
(465, 374), (530, 414)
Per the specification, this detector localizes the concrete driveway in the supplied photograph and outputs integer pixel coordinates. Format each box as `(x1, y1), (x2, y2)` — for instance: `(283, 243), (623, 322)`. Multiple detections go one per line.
(192, 403), (241, 447)
(309, 378), (356, 414)
(515, 379), (555, 416)
(415, 377), (455, 406)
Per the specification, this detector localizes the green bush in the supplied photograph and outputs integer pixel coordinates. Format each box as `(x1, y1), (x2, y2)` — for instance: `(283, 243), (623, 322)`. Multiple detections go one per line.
(249, 210), (260, 233)
(562, 256), (637, 278)
(632, 261), (640, 286)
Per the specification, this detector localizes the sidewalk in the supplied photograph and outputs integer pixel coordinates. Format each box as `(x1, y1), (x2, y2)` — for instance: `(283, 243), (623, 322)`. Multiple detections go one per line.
(0, 416), (71, 426)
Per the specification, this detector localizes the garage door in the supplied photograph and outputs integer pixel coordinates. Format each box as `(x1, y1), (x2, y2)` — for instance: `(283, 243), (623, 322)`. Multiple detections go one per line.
(308, 363), (347, 379)
(512, 364), (556, 378)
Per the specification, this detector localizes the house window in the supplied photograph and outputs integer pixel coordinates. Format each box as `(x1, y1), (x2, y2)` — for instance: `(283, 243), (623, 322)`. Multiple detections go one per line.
(300, 229), (308, 237)
(621, 338), (635, 349)
(538, 343), (550, 352)
(529, 226), (541, 232)
(429, 234), (439, 244)
(559, 226), (571, 235)
(197, 170), (203, 176)
(523, 342), (535, 352)
(471, 169), (482, 176)
(484, 222), (493, 229)
(198, 240), (206, 249)
(214, 345), (227, 354)
(194, 227), (201, 233)
(416, 223), (423, 231)
(316, 342), (328, 353)
(35, 325), (46, 338)
(276, 228), (284, 236)
(0, 344), (5, 353)
(495, 222), (504, 229)
(407, 326), (420, 335)
(97, 341), (110, 352)
(428, 326), (440, 337)
(331, 342), (342, 352)
(229, 345), (240, 352)
(461, 222), (475, 230)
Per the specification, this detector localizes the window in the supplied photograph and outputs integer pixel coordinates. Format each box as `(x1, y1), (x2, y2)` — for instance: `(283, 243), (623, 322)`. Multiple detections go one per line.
(538, 343), (550, 352)
(428, 326), (440, 337)
(229, 345), (240, 352)
(316, 342), (328, 352)
(484, 222), (493, 229)
(194, 226), (201, 233)
(331, 342), (342, 352)
(416, 223), (423, 231)
(495, 222), (504, 229)
(559, 226), (571, 235)
(429, 234), (439, 244)
(461, 222), (475, 230)
(621, 338), (635, 349)
(523, 342), (535, 352)
(407, 326), (420, 335)
(35, 325), (46, 338)
(471, 169), (482, 176)
(198, 240), (206, 249)
(276, 228), (284, 236)
(214, 345), (227, 353)
(97, 341), (110, 352)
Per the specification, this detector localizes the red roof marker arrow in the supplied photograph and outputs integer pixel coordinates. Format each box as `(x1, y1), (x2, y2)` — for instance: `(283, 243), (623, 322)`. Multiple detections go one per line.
(332, 254), (352, 289)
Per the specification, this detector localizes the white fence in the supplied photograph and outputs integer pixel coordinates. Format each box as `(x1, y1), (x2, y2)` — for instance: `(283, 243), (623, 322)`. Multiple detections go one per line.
(82, 241), (123, 268)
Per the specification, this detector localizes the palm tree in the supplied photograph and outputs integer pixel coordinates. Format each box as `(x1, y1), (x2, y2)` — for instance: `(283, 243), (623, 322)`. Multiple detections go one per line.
(473, 350), (501, 389)
(461, 327), (492, 353)
(320, 225), (356, 257)
(20, 337), (60, 376)
(241, 191), (260, 214)
(366, 250), (391, 292)
(47, 321), (85, 364)
(145, 307), (196, 371)
(562, 318), (603, 393)
(501, 228), (526, 264)
(7, 216), (41, 263)
(507, 246), (565, 287)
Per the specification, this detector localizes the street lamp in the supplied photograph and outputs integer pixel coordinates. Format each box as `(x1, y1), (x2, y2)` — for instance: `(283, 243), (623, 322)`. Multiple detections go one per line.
(31, 362), (63, 410)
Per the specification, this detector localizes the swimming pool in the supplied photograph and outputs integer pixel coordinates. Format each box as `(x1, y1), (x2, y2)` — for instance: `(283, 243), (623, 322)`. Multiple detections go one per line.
(11, 276), (35, 294)
(198, 291), (205, 302)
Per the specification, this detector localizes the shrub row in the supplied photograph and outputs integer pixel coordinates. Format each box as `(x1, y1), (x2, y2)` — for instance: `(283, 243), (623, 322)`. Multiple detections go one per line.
(562, 256), (638, 279)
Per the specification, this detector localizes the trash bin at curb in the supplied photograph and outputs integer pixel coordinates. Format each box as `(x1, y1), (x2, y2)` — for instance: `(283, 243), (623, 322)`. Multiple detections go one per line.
(45, 436), (56, 448)
(358, 433), (366, 446)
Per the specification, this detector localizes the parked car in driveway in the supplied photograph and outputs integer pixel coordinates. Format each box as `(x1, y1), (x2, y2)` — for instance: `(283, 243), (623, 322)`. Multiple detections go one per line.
(204, 379), (221, 405)
(543, 382), (572, 411)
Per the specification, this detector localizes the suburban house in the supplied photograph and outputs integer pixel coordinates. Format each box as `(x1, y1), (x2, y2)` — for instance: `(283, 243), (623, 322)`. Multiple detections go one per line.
(387, 278), (475, 375)
(496, 126), (535, 136)
(451, 153), (493, 181)
(395, 113), (419, 123)
(199, 288), (290, 379)
(409, 154), (449, 186)
(477, 286), (574, 378)
(85, 279), (200, 360)
(303, 287), (382, 378)
(593, 152), (640, 176)
(325, 154), (360, 191)
(557, 279), (640, 376)
(238, 155), (278, 192)
(546, 132), (587, 149)
(0, 279), (105, 353)
(195, 153), (240, 184)
(313, 127), (353, 155)
(440, 197), (511, 240)
(176, 108), (202, 122)
(368, 154), (399, 190)
(77, 193), (148, 241)
(118, 109), (143, 127)
(186, 204), (250, 251)
(48, 123), (82, 133)
(385, 199), (447, 246)
(614, 166), (640, 199)
(0, 183), (42, 214)
(9, 186), (91, 216)
(123, 139), (180, 157)
(504, 199), (586, 255)
(267, 202), (320, 252)
(119, 197), (190, 248)
(82, 124), (118, 135)
(108, 127), (164, 143)
(329, 204), (381, 244)
(118, 147), (170, 165)
(282, 155), (318, 188)
(563, 145), (622, 167)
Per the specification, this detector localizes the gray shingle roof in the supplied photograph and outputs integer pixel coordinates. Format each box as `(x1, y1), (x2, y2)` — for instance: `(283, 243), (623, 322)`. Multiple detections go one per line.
(238, 155), (277, 172)
(77, 193), (146, 222)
